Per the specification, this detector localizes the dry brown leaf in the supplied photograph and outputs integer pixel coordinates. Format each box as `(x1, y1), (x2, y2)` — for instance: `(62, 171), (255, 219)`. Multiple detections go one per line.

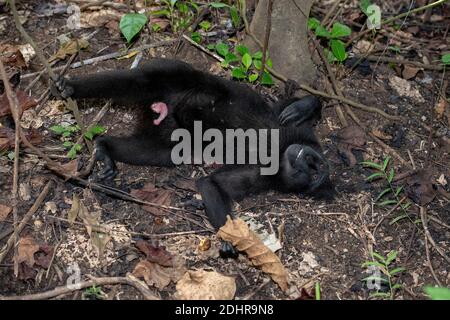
(80, 8), (122, 28)
(0, 203), (12, 221)
(406, 170), (437, 205)
(49, 38), (89, 63)
(0, 44), (27, 68)
(218, 217), (289, 292)
(402, 65), (421, 80)
(17, 236), (40, 267)
(333, 125), (366, 167)
(0, 88), (37, 118)
(175, 269), (236, 300)
(130, 183), (174, 215)
(133, 258), (186, 290)
(435, 96), (448, 119)
(136, 240), (173, 267)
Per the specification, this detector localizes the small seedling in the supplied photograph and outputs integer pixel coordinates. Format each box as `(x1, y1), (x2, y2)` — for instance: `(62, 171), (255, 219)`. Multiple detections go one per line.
(151, 0), (199, 33)
(308, 18), (352, 62)
(362, 156), (412, 224)
(362, 250), (405, 299)
(209, 42), (274, 86)
(83, 285), (104, 300)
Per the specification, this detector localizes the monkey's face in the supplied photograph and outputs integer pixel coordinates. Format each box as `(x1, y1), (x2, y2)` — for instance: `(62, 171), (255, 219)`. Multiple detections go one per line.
(280, 144), (330, 193)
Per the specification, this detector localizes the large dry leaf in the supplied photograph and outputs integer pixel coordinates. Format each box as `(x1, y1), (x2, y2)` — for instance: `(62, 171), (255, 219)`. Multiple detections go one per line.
(130, 183), (174, 216)
(68, 194), (111, 260)
(17, 236), (40, 267)
(133, 258), (186, 290)
(0, 89), (37, 118)
(406, 170), (438, 205)
(218, 217), (289, 292)
(333, 125), (366, 167)
(49, 38), (89, 63)
(175, 269), (236, 300)
(136, 240), (173, 267)
(16, 236), (54, 279)
(0, 203), (11, 221)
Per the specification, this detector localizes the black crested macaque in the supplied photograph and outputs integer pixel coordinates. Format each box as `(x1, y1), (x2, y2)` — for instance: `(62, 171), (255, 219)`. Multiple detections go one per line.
(51, 58), (333, 258)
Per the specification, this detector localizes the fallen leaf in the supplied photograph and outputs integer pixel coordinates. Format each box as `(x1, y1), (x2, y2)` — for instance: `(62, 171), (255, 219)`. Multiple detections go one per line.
(130, 183), (174, 216)
(0, 203), (12, 221)
(175, 269), (236, 300)
(218, 217), (289, 292)
(435, 96), (448, 119)
(332, 125), (366, 166)
(389, 76), (425, 103)
(80, 8), (122, 28)
(136, 240), (173, 267)
(49, 38), (89, 63)
(297, 287), (314, 300)
(402, 65), (421, 80)
(17, 236), (40, 267)
(406, 170), (438, 205)
(0, 88), (38, 118)
(133, 258), (185, 290)
(0, 126), (42, 152)
(0, 44), (26, 68)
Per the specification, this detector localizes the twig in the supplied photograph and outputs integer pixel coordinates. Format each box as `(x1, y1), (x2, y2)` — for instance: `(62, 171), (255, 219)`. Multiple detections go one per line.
(359, 55), (444, 71)
(424, 231), (443, 286)
(0, 181), (54, 264)
(0, 274), (160, 300)
(420, 207), (450, 264)
(182, 34), (223, 61)
(0, 60), (20, 276)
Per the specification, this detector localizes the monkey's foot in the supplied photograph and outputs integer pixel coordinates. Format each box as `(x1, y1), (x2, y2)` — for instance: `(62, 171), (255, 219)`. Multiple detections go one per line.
(50, 76), (74, 99)
(219, 241), (239, 259)
(151, 102), (168, 125)
(279, 95), (321, 127)
(94, 139), (118, 180)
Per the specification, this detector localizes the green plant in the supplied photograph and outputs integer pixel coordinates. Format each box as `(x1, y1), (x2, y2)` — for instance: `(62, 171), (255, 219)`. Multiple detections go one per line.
(424, 286), (450, 300)
(83, 285), (104, 300)
(315, 282), (321, 300)
(50, 124), (105, 159)
(120, 13), (148, 43)
(442, 53), (450, 65)
(210, 2), (241, 28)
(208, 42), (274, 85)
(362, 250), (405, 299)
(362, 156), (412, 224)
(151, 0), (199, 33)
(308, 18), (352, 62)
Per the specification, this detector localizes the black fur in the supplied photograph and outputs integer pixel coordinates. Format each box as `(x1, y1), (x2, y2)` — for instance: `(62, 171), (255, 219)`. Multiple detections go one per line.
(52, 59), (334, 232)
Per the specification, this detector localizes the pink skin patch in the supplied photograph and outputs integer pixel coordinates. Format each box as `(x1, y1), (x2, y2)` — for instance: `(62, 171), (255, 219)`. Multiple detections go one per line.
(151, 102), (168, 125)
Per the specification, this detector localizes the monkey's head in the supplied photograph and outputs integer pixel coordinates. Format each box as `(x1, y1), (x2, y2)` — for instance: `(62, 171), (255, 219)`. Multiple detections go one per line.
(280, 144), (333, 198)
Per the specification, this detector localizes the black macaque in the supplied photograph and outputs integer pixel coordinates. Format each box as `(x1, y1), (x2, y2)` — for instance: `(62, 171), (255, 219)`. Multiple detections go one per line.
(51, 58), (333, 258)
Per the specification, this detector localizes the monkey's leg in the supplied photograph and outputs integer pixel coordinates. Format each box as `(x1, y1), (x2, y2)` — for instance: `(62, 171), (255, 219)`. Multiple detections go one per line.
(278, 95), (322, 127)
(95, 135), (174, 179)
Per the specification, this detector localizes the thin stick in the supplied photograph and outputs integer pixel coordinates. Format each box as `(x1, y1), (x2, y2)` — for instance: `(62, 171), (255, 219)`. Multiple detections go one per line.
(0, 181), (54, 264)
(420, 207), (450, 263)
(0, 60), (20, 276)
(0, 275), (159, 300)
(259, 0), (273, 81)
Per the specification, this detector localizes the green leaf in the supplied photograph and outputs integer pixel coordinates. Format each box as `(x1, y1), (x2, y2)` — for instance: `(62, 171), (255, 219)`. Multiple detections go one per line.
(231, 67), (247, 79)
(324, 49), (337, 63)
(315, 282), (321, 300)
(62, 131), (72, 138)
(389, 267), (405, 276)
(375, 188), (391, 201)
(248, 73), (258, 83)
(230, 5), (241, 28)
(391, 284), (403, 290)
(50, 125), (67, 135)
(261, 72), (274, 86)
(84, 132), (93, 140)
(120, 13), (148, 43)
(215, 42), (229, 57)
(315, 25), (332, 38)
(394, 186), (403, 196)
(360, 0), (372, 15)
(242, 53), (252, 70)
(191, 32), (202, 44)
(210, 2), (228, 8)
(362, 261), (385, 269)
(402, 202), (411, 210)
(235, 45), (249, 56)
(253, 59), (262, 70)
(386, 251), (398, 265)
(266, 58), (273, 68)
(206, 44), (215, 50)
(361, 161), (382, 170)
(424, 286), (450, 300)
(199, 21), (211, 31)
(150, 9), (170, 17)
(389, 214), (409, 225)
(366, 172), (384, 181)
(382, 156), (390, 171)
(379, 199), (398, 207)
(331, 22), (352, 38)
(442, 53), (450, 65)
(225, 52), (239, 63)
(388, 168), (395, 183)
(388, 46), (401, 53)
(67, 143), (82, 159)
(330, 39), (347, 62)
(308, 17), (321, 30)
(89, 125), (106, 136)
(372, 252), (386, 264)
(252, 51), (263, 60)
(220, 60), (229, 68)
(63, 141), (73, 148)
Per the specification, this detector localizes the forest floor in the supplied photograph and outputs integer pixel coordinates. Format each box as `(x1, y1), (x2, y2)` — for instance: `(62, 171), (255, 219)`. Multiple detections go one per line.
(0, 0), (449, 300)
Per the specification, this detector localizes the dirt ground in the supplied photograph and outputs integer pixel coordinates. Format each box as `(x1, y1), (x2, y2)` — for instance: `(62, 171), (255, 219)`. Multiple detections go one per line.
(0, 1), (449, 300)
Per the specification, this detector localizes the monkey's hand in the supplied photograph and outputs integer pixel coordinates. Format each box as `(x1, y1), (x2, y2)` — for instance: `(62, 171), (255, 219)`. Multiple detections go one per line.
(50, 76), (74, 99)
(94, 137), (117, 180)
(279, 95), (321, 127)
(219, 241), (239, 259)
